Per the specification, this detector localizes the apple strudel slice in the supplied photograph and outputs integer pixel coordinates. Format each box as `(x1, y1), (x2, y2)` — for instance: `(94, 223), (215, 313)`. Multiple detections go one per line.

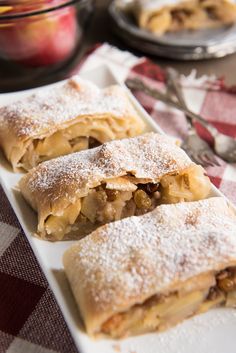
(63, 197), (236, 338)
(134, 0), (236, 35)
(19, 132), (211, 241)
(0, 76), (144, 171)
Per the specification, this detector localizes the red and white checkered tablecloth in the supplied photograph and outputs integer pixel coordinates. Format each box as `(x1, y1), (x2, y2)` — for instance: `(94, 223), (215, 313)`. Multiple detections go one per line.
(1, 43), (236, 353)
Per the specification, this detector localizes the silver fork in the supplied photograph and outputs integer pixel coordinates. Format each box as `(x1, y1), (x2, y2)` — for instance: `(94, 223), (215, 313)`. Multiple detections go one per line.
(126, 76), (219, 167)
(166, 68), (220, 167)
(126, 76), (236, 164)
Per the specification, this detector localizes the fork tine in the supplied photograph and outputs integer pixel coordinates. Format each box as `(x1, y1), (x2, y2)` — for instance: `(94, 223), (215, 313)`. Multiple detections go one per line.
(199, 153), (216, 167)
(185, 150), (207, 167)
(182, 138), (218, 167)
(184, 149), (217, 168)
(200, 153), (216, 167)
(181, 143), (199, 160)
(181, 147), (201, 165)
(194, 153), (213, 168)
(201, 152), (220, 167)
(205, 153), (221, 167)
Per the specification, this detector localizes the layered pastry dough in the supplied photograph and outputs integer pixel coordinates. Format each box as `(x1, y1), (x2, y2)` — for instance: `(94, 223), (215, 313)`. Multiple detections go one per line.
(19, 133), (211, 241)
(63, 197), (236, 338)
(134, 0), (236, 35)
(0, 77), (144, 171)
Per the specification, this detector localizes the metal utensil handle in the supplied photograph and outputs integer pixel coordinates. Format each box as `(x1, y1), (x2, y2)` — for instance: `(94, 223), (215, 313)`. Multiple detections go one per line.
(166, 68), (193, 129)
(126, 78), (219, 137)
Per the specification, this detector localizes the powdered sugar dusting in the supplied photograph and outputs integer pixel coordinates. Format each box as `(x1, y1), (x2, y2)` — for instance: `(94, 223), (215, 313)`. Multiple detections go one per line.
(0, 76), (138, 139)
(64, 197), (236, 314)
(21, 133), (192, 204)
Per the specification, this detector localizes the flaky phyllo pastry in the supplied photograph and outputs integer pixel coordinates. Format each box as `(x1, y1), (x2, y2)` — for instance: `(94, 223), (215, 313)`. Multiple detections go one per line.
(0, 77), (144, 171)
(134, 0), (236, 35)
(19, 133), (211, 241)
(63, 197), (236, 338)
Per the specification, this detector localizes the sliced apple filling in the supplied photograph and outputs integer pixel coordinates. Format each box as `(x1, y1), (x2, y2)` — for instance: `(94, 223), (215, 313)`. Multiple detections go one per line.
(140, 0), (236, 35)
(44, 200), (82, 240)
(100, 267), (236, 338)
(20, 108), (143, 170)
(21, 129), (101, 170)
(42, 165), (211, 240)
(160, 164), (211, 203)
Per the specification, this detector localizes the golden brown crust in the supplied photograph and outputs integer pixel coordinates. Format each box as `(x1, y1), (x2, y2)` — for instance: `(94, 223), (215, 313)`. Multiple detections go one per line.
(19, 133), (194, 239)
(0, 77), (145, 171)
(63, 197), (236, 337)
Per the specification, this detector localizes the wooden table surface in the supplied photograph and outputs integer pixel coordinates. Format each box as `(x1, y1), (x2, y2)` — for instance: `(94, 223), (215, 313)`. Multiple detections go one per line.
(1, 0), (236, 92)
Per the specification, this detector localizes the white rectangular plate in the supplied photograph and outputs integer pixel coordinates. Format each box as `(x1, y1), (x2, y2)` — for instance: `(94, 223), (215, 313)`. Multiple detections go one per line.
(1, 65), (236, 353)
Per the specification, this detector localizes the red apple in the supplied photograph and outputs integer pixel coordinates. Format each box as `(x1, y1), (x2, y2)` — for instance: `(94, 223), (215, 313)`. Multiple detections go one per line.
(0, 3), (78, 67)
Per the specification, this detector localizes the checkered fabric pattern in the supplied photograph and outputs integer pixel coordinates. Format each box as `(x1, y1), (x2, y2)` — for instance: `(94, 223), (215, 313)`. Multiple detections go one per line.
(1, 43), (236, 353)
(0, 188), (78, 353)
(80, 44), (236, 203)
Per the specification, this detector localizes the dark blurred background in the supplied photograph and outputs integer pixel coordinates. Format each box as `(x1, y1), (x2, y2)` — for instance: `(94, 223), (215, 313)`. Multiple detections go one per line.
(1, 0), (236, 92)
(88, 0), (236, 84)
